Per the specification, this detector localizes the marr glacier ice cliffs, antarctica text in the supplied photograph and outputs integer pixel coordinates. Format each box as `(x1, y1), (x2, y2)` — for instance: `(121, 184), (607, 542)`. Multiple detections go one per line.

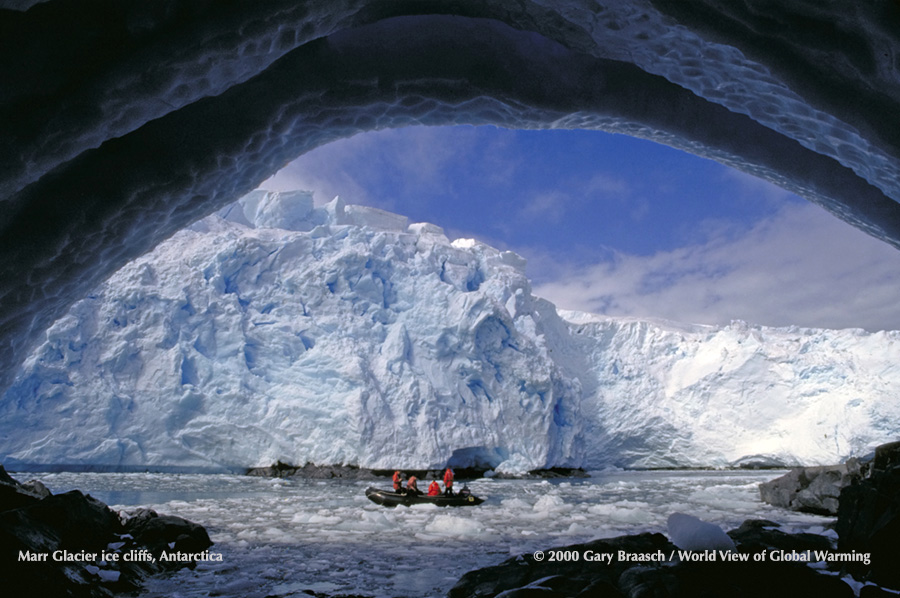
(2, 191), (898, 472)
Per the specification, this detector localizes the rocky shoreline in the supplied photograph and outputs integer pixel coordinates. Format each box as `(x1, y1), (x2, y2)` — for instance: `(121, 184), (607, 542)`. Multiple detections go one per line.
(449, 522), (856, 598)
(246, 461), (381, 479)
(245, 461), (589, 480)
(0, 465), (213, 597)
(759, 457), (872, 516)
(757, 441), (900, 590)
(448, 441), (900, 598)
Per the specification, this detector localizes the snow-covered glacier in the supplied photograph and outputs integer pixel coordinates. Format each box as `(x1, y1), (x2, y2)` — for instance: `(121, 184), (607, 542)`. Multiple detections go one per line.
(2, 191), (898, 472)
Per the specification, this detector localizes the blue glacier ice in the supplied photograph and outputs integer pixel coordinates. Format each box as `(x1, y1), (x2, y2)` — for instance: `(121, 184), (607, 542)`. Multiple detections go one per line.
(2, 191), (899, 472)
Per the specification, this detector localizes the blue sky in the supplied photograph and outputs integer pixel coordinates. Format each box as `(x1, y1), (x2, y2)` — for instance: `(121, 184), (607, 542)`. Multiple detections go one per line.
(259, 125), (900, 331)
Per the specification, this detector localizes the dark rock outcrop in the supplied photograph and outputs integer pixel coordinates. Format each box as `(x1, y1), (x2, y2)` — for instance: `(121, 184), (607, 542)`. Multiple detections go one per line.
(501, 468), (590, 480)
(869, 440), (900, 473)
(759, 460), (864, 515)
(122, 508), (212, 557)
(449, 524), (854, 598)
(0, 466), (213, 597)
(726, 519), (834, 555)
(645, 559), (852, 598)
(246, 462), (588, 480)
(246, 461), (379, 479)
(752, 440), (900, 590)
(835, 442), (900, 589)
(0, 464), (46, 512)
(449, 533), (674, 598)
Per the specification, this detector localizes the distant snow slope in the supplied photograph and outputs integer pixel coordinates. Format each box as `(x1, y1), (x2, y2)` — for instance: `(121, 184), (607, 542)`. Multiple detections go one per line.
(2, 192), (898, 472)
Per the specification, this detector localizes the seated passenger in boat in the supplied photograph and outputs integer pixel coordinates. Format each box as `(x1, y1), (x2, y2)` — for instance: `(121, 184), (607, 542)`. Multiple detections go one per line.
(427, 479), (441, 496)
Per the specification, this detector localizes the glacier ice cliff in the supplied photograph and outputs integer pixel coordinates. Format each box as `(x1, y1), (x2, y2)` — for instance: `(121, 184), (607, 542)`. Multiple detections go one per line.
(2, 192), (898, 472)
(1, 1), (900, 393)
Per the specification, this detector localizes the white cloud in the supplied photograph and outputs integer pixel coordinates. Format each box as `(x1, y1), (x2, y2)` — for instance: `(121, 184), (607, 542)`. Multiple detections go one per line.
(257, 133), (376, 206)
(257, 125), (484, 208)
(518, 190), (571, 222)
(532, 201), (900, 332)
(585, 173), (631, 197)
(515, 172), (631, 225)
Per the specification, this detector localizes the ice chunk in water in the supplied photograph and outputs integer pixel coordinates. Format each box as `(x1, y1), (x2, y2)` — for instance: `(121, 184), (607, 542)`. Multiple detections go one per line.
(666, 512), (736, 552)
(424, 514), (483, 537)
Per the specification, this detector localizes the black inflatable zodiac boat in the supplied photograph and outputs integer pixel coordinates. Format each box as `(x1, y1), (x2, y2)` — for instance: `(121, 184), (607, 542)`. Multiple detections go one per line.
(365, 486), (484, 507)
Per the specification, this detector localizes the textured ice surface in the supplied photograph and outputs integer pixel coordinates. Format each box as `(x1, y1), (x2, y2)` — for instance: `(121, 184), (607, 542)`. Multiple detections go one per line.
(2, 1), (899, 394)
(2, 193), (899, 472)
(2, 193), (582, 472)
(34, 470), (831, 598)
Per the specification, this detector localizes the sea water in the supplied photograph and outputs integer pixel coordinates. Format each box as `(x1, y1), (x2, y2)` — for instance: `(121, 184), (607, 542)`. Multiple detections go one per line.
(33, 470), (831, 598)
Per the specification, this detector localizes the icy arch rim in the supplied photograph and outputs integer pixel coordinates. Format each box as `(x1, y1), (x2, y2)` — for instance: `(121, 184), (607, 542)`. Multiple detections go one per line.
(1, 7), (900, 395)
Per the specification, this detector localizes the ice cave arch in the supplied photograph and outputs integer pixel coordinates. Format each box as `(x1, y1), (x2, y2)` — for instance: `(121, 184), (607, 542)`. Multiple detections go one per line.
(1, 0), (899, 393)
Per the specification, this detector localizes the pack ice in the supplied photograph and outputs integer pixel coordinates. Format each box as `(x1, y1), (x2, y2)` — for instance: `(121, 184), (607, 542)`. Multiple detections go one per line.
(2, 191), (898, 472)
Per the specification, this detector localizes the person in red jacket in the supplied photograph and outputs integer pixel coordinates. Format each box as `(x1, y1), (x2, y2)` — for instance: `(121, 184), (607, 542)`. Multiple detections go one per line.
(406, 475), (421, 495)
(427, 479), (441, 496)
(443, 468), (454, 495)
(392, 470), (402, 492)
